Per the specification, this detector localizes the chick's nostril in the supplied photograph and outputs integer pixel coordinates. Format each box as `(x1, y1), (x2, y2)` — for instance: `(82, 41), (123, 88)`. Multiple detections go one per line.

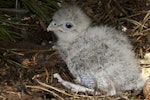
(54, 23), (57, 26)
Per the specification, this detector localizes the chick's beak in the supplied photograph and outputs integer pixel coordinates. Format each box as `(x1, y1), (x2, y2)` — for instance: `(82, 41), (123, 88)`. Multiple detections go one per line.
(47, 23), (64, 32)
(47, 23), (54, 32)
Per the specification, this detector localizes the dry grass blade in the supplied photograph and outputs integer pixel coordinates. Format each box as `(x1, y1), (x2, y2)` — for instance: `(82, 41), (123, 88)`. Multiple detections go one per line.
(1, 48), (56, 57)
(121, 18), (147, 29)
(32, 75), (72, 97)
(120, 10), (149, 33)
(139, 10), (150, 31)
(26, 85), (64, 100)
(143, 10), (150, 23)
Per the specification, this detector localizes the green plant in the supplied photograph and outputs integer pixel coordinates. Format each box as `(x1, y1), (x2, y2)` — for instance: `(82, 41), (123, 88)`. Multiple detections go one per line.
(0, 0), (58, 41)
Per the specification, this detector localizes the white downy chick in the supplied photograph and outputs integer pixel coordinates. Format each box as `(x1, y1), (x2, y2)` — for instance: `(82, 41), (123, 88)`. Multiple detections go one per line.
(47, 6), (146, 95)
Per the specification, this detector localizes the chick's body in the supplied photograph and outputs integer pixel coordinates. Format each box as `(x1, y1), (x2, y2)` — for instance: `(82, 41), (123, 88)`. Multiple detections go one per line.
(47, 6), (146, 95)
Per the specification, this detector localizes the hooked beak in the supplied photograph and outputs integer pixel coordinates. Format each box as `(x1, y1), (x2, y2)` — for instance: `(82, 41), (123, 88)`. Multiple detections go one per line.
(47, 22), (54, 32)
(47, 22), (64, 32)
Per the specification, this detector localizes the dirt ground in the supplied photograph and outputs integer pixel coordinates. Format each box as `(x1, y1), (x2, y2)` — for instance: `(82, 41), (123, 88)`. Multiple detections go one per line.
(0, 0), (150, 100)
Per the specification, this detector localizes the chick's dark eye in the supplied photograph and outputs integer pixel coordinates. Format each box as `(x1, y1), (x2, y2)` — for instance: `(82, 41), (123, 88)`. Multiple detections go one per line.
(65, 23), (73, 29)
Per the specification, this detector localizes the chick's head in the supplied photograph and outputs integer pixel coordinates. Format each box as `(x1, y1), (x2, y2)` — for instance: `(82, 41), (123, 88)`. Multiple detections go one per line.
(47, 6), (91, 42)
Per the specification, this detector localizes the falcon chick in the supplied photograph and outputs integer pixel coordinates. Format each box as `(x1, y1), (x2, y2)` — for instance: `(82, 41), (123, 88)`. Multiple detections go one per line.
(47, 6), (146, 95)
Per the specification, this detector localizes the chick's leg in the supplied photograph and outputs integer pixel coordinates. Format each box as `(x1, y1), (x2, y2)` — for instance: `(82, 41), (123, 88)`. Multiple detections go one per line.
(53, 73), (94, 93)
